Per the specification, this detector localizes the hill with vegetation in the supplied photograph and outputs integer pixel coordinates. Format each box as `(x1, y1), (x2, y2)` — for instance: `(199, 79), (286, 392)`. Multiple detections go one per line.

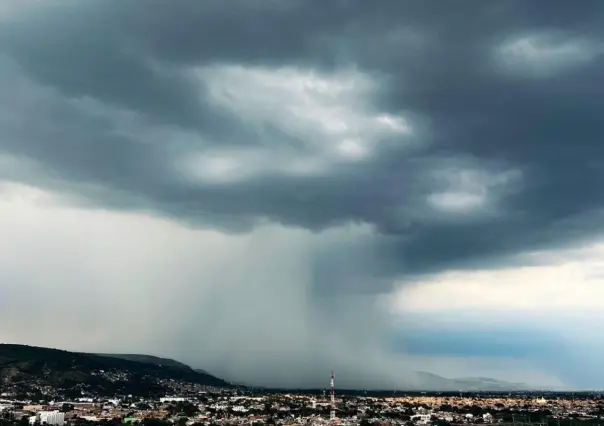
(94, 353), (193, 371)
(0, 344), (229, 397)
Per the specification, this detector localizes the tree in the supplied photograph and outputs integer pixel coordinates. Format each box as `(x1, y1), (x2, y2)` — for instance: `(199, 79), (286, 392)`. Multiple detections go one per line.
(470, 406), (484, 417)
(167, 402), (199, 418)
(141, 419), (171, 426)
(59, 404), (74, 413)
(365, 410), (377, 418)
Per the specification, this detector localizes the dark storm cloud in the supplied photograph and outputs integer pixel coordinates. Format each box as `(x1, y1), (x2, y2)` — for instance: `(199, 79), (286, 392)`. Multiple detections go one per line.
(1, 0), (604, 284)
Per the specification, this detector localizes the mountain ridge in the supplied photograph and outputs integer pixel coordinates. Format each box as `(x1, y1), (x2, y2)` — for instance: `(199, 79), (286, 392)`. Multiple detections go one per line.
(415, 371), (531, 391)
(1, 344), (534, 392)
(93, 353), (193, 371)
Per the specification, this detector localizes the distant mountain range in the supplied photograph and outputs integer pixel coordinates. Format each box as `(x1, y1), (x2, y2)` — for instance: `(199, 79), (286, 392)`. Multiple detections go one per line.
(415, 371), (530, 391)
(0, 344), (531, 394)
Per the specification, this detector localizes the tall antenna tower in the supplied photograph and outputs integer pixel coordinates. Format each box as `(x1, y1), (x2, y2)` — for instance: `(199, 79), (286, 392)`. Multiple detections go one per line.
(330, 370), (335, 421)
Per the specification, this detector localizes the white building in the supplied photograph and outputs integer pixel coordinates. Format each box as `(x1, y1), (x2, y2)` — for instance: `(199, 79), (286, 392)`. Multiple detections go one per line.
(411, 414), (432, 424)
(29, 411), (65, 426)
(160, 397), (186, 403)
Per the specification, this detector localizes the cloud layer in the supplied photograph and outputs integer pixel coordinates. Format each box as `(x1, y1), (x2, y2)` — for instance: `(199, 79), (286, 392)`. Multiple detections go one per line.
(1, 0), (604, 389)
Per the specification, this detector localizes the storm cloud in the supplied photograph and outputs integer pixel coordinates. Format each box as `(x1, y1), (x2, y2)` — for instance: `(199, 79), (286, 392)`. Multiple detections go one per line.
(1, 0), (604, 388)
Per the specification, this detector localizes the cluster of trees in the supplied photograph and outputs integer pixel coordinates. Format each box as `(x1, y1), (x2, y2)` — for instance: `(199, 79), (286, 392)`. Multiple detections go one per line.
(165, 401), (200, 418)
(0, 413), (28, 426)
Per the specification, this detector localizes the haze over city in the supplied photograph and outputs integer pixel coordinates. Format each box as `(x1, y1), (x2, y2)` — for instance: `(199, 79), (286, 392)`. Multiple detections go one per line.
(1, 0), (604, 391)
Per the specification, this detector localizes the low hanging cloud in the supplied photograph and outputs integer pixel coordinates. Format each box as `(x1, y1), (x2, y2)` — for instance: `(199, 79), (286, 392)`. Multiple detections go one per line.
(0, 0), (604, 389)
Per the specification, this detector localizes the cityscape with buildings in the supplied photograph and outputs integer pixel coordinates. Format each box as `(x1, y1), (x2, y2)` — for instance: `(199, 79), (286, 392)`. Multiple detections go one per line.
(2, 367), (604, 426)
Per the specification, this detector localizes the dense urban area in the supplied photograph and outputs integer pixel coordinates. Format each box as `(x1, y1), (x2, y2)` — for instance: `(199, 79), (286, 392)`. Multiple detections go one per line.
(2, 345), (604, 426)
(3, 378), (604, 426)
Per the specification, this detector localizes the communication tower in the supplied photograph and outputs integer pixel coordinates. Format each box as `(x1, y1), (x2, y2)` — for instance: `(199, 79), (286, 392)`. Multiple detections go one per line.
(330, 370), (335, 421)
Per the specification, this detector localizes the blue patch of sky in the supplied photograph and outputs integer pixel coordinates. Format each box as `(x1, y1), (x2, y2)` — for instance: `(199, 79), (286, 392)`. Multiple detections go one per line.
(389, 326), (604, 389)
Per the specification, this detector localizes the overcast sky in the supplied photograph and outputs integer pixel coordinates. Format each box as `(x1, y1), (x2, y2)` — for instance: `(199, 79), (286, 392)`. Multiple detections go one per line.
(1, 0), (604, 390)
